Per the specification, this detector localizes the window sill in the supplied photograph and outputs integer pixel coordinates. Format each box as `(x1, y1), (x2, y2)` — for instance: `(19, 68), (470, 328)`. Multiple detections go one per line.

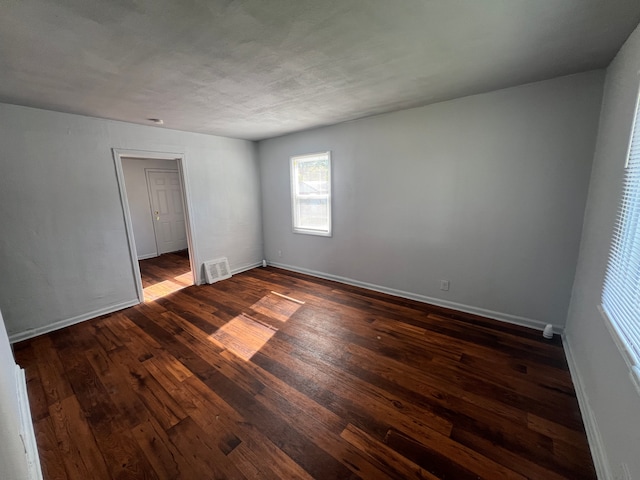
(598, 304), (640, 397)
(292, 229), (332, 237)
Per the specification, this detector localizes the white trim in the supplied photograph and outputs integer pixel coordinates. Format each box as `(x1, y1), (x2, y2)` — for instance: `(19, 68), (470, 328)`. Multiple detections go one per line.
(562, 334), (612, 480)
(622, 84), (640, 169)
(112, 149), (145, 303)
(8, 299), (139, 343)
(231, 261), (263, 275)
(174, 155), (201, 285)
(8, 262), (262, 343)
(267, 261), (559, 332)
(112, 148), (184, 161)
(112, 149), (201, 295)
(137, 252), (159, 261)
(599, 305), (640, 397)
(290, 151), (332, 237)
(15, 366), (43, 480)
(600, 82), (640, 401)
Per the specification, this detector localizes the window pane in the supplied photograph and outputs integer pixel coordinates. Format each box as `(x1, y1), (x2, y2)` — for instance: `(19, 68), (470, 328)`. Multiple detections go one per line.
(297, 159), (329, 194)
(296, 198), (329, 230)
(291, 152), (331, 236)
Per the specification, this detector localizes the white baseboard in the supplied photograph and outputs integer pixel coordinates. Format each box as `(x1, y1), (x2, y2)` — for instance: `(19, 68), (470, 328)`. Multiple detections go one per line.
(8, 262), (263, 341)
(15, 366), (43, 480)
(562, 334), (611, 479)
(267, 261), (559, 333)
(231, 261), (263, 275)
(137, 252), (158, 260)
(9, 299), (140, 343)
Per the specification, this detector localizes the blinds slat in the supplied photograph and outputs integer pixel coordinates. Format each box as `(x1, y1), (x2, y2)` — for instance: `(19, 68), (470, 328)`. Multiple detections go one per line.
(602, 102), (640, 364)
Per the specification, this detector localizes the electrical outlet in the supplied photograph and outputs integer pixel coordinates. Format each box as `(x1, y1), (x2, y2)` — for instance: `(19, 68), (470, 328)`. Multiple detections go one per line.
(277, 250), (282, 257)
(440, 280), (450, 291)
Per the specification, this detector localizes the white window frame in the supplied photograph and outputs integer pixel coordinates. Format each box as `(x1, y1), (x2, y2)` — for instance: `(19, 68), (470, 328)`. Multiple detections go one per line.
(601, 86), (640, 395)
(290, 151), (332, 237)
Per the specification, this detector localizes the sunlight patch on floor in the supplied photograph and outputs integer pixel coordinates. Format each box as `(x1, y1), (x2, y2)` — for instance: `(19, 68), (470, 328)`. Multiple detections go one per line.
(209, 313), (277, 361)
(250, 292), (303, 323)
(172, 271), (194, 284)
(206, 291), (305, 361)
(143, 272), (194, 302)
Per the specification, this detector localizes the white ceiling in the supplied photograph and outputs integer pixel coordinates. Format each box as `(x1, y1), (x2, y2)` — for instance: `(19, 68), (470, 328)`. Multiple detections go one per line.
(1, 1), (639, 141)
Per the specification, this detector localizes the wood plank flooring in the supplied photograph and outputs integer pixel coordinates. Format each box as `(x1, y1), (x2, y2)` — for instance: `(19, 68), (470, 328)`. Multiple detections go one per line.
(14, 252), (596, 479)
(139, 249), (193, 302)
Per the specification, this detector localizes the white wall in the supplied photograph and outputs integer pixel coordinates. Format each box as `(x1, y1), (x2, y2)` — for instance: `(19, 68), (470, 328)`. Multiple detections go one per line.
(0, 310), (34, 480)
(260, 71), (604, 330)
(121, 158), (184, 259)
(564, 23), (640, 479)
(0, 104), (263, 340)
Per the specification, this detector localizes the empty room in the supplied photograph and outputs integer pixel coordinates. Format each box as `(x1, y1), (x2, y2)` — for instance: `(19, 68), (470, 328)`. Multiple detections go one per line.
(2, 1), (640, 479)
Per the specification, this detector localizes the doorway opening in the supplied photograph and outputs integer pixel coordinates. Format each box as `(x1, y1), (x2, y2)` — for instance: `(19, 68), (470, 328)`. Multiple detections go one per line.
(113, 149), (199, 304)
(138, 249), (193, 302)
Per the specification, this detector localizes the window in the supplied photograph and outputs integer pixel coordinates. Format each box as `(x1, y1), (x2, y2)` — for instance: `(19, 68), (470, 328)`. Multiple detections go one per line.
(602, 91), (640, 390)
(290, 152), (331, 236)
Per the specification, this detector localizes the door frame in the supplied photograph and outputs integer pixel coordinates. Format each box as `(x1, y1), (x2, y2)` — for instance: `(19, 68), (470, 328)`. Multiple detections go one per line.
(112, 148), (200, 304)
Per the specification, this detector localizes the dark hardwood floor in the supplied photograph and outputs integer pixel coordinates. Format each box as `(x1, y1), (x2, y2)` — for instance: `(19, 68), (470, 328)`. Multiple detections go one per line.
(139, 249), (193, 302)
(14, 252), (596, 479)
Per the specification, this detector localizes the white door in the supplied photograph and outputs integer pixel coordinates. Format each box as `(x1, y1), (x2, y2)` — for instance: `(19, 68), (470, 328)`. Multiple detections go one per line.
(146, 169), (188, 255)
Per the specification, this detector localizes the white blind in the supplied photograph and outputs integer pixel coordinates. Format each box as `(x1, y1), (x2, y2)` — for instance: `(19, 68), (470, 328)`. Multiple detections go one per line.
(602, 97), (640, 373)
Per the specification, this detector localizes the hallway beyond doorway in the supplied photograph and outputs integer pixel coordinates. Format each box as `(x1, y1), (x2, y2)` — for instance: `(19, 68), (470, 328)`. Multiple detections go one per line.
(139, 250), (193, 302)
